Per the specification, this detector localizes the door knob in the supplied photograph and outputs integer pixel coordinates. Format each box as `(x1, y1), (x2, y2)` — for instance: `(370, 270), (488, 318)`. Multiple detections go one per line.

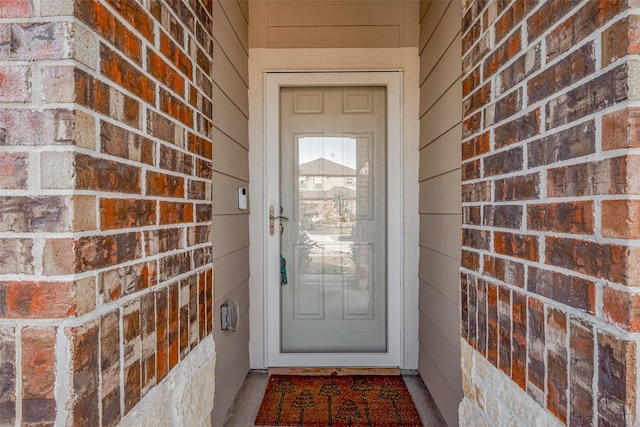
(269, 205), (288, 236)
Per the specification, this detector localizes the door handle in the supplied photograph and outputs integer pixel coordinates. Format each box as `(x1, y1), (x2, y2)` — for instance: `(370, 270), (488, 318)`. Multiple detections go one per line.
(269, 205), (289, 236)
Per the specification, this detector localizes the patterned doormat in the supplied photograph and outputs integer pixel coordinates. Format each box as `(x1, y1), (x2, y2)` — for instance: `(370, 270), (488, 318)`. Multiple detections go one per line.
(255, 375), (422, 426)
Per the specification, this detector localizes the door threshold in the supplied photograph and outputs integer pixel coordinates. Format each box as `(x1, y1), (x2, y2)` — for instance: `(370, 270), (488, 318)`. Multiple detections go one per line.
(268, 367), (400, 376)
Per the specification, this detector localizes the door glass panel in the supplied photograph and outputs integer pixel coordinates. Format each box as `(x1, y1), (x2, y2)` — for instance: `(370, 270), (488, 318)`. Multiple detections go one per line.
(279, 86), (387, 353)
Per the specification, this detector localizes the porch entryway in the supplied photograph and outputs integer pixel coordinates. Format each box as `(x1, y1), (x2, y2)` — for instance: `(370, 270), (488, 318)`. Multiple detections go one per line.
(224, 371), (446, 426)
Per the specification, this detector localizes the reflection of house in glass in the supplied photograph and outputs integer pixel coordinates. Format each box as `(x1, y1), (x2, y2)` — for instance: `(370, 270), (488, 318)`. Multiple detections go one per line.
(298, 158), (357, 226)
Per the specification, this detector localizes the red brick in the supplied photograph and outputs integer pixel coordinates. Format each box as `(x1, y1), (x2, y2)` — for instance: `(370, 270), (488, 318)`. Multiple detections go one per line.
(482, 255), (525, 288)
(75, 153), (141, 194)
(462, 111), (481, 138)
(100, 198), (156, 230)
(483, 146), (523, 176)
(0, 108), (75, 146)
(0, 153), (28, 189)
(149, 50), (186, 97)
(483, 204), (522, 230)
(4, 281), (75, 318)
(146, 171), (185, 198)
(74, 0), (142, 64)
(546, 64), (627, 130)
(602, 199), (640, 238)
(168, 283), (179, 369)
(193, 246), (212, 270)
(467, 274), (477, 349)
(486, 282), (498, 366)
(494, 231), (538, 261)
(155, 288), (169, 382)
(527, 267), (595, 313)
(0, 238), (34, 274)
(546, 307), (568, 423)
(195, 203), (212, 223)
(0, 65), (30, 102)
(511, 290), (527, 390)
(159, 32), (193, 79)
(494, 0), (536, 44)
(498, 286), (511, 376)
(123, 300), (141, 414)
(101, 121), (154, 165)
(477, 280), (487, 356)
(526, 0), (582, 43)
(160, 143), (193, 175)
(160, 201), (193, 224)
(186, 276), (199, 346)
(188, 225), (211, 246)
(498, 43), (541, 94)
(100, 44), (156, 104)
(140, 292), (156, 395)
(147, 110), (185, 147)
(101, 310), (121, 427)
(529, 42), (596, 104)
(75, 69), (141, 129)
(103, 0), (154, 42)
(545, 237), (630, 285)
(205, 269), (212, 334)
(527, 297), (545, 405)
(189, 180), (208, 200)
(99, 261), (156, 302)
(0, 0), (33, 17)
(462, 32), (490, 74)
(547, 156), (640, 198)
(67, 321), (100, 427)
(546, 0), (626, 60)
(569, 318), (594, 427)
(462, 65), (481, 98)
(603, 108), (640, 151)
(463, 82), (491, 117)
(602, 16), (640, 68)
(462, 227), (490, 251)
(75, 232), (142, 272)
(462, 132), (490, 161)
(0, 22), (69, 61)
(461, 273), (470, 341)
(160, 88), (193, 127)
(527, 201), (594, 235)
(603, 287), (640, 332)
(198, 272), (207, 340)
(489, 87), (522, 125)
(195, 158), (213, 180)
(0, 328), (16, 424)
(484, 30), (521, 79)
(462, 181), (491, 203)
(145, 228), (184, 256)
(22, 327), (57, 424)
(463, 206), (482, 226)
(22, 327), (56, 399)
(462, 249), (480, 270)
(159, 252), (191, 283)
(528, 120), (595, 168)
(494, 109), (540, 149)
(597, 331), (637, 426)
(149, 2), (185, 46)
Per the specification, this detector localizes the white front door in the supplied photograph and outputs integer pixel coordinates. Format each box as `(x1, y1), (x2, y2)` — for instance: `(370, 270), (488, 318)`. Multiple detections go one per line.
(265, 72), (402, 367)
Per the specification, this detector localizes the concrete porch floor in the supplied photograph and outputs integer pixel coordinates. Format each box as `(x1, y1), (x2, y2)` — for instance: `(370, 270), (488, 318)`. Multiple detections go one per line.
(223, 371), (447, 426)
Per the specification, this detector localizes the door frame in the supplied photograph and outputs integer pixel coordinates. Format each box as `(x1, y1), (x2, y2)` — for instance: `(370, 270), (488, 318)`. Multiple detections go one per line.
(264, 71), (404, 367)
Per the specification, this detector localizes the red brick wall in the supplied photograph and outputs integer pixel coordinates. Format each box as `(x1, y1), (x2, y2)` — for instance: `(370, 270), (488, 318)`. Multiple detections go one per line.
(461, 0), (639, 424)
(0, 0), (214, 424)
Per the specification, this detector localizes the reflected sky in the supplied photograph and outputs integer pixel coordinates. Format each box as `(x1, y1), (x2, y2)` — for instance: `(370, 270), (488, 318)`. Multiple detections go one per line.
(298, 136), (356, 168)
